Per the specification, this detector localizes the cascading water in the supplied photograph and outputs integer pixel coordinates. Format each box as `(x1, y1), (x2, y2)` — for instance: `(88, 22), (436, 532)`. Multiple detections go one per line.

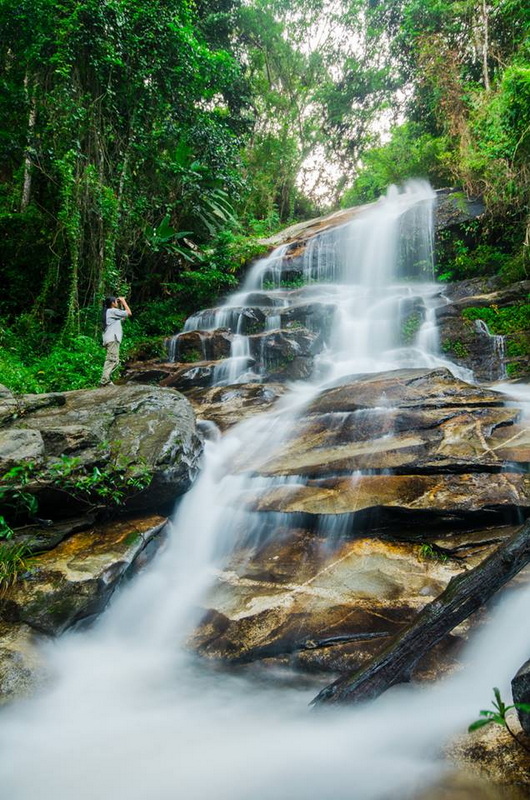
(0, 180), (526, 800)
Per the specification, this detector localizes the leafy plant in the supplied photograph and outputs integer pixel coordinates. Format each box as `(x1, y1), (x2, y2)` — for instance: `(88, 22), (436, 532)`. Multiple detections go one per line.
(469, 687), (530, 754)
(0, 463), (38, 536)
(0, 542), (34, 595)
(418, 543), (448, 562)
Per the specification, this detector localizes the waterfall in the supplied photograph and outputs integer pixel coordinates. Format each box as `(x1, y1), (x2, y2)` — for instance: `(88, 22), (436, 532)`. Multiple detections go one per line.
(475, 318), (506, 381)
(0, 180), (527, 800)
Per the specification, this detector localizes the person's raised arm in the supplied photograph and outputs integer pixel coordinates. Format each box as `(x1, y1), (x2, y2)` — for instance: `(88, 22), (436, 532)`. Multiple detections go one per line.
(118, 297), (132, 317)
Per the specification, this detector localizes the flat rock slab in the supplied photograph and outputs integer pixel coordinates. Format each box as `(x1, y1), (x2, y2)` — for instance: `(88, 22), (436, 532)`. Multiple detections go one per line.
(244, 472), (530, 516)
(307, 368), (505, 415)
(0, 514), (168, 636)
(237, 405), (524, 476)
(192, 533), (494, 673)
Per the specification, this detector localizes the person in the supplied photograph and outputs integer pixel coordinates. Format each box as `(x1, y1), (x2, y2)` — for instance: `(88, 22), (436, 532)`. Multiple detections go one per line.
(100, 295), (132, 386)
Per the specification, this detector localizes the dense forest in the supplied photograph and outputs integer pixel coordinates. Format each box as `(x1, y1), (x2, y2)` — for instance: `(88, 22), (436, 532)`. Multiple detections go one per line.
(1, 0), (529, 392)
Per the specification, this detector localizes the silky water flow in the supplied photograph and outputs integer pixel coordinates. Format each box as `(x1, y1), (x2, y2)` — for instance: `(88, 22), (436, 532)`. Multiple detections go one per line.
(0, 181), (526, 800)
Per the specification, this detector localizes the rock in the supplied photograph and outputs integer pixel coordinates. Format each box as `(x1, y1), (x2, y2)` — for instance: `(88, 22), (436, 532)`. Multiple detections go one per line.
(307, 368), (505, 414)
(192, 534), (477, 673)
(0, 514), (168, 636)
(184, 306), (267, 335)
(10, 515), (97, 553)
(160, 362), (221, 391)
(166, 329), (232, 363)
(0, 384), (203, 519)
(242, 472), (530, 517)
(187, 384), (288, 431)
(434, 189), (485, 230)
(436, 280), (530, 381)
(0, 622), (46, 703)
(0, 428), (45, 471)
(238, 405), (523, 477)
(247, 327), (319, 381)
(222, 369), (530, 522)
(512, 660), (530, 735)
(449, 717), (530, 792)
(279, 301), (336, 338)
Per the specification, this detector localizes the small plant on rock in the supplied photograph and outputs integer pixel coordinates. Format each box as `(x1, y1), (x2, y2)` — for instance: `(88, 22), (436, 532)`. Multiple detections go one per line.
(0, 542), (34, 595)
(469, 687), (530, 753)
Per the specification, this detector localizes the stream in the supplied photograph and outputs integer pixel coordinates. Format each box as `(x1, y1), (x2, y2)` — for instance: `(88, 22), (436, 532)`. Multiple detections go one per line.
(0, 180), (528, 799)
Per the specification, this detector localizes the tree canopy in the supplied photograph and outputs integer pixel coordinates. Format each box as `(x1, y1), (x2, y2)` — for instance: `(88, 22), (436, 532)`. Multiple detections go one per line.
(0, 0), (528, 371)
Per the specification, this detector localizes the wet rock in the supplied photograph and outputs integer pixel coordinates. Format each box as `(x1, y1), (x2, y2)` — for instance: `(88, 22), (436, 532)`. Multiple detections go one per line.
(166, 329), (232, 363)
(434, 189), (485, 230)
(248, 327), (319, 381)
(436, 280), (530, 381)
(244, 472), (530, 516)
(279, 301), (336, 338)
(0, 622), (46, 703)
(0, 515), (168, 636)
(0, 384), (202, 518)
(11, 515), (97, 553)
(184, 306), (267, 335)
(191, 535), (469, 672)
(512, 660), (530, 735)
(449, 717), (530, 792)
(187, 384), (287, 431)
(307, 368), (505, 415)
(160, 362), (222, 391)
(236, 404), (525, 477)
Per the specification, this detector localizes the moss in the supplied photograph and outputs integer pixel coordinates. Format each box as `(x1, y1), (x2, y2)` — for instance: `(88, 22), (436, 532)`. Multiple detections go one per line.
(442, 339), (469, 359)
(462, 304), (530, 335)
(401, 311), (422, 344)
(179, 348), (203, 363)
(123, 531), (142, 547)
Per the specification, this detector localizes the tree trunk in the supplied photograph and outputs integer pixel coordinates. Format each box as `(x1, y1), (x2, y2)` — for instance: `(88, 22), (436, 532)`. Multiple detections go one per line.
(312, 518), (530, 706)
(21, 74), (37, 211)
(481, 0), (490, 91)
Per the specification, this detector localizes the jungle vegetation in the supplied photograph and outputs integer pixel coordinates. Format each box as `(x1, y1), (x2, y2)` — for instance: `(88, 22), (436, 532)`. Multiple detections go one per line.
(0, 0), (529, 392)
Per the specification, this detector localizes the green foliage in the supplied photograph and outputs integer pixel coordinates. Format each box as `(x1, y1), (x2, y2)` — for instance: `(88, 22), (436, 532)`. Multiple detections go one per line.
(0, 542), (34, 595)
(441, 339), (469, 359)
(263, 276), (306, 290)
(0, 323), (104, 393)
(462, 304), (530, 336)
(0, 0), (250, 333)
(401, 311), (423, 344)
(469, 687), (530, 754)
(341, 123), (452, 206)
(0, 463), (38, 534)
(418, 543), (448, 562)
(0, 453), (153, 535)
(45, 454), (152, 507)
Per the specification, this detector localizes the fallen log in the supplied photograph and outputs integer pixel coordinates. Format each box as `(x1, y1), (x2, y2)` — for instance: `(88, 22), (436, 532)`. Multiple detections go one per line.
(312, 517), (530, 706)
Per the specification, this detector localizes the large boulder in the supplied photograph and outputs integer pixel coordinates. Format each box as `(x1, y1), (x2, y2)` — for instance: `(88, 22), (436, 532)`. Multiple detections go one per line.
(0, 384), (203, 519)
(192, 525), (508, 674)
(219, 368), (530, 528)
(0, 514), (168, 636)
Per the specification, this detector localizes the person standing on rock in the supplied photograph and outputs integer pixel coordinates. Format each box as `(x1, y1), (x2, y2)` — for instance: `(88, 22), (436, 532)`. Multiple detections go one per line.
(100, 295), (132, 386)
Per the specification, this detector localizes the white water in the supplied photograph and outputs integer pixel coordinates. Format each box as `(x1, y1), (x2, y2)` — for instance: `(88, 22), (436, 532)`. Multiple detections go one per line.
(0, 181), (527, 799)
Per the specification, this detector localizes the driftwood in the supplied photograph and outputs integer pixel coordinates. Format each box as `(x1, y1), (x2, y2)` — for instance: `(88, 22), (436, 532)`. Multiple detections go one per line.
(312, 518), (530, 706)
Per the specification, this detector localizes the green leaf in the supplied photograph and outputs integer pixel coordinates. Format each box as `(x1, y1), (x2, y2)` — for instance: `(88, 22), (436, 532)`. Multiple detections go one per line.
(468, 719), (494, 732)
